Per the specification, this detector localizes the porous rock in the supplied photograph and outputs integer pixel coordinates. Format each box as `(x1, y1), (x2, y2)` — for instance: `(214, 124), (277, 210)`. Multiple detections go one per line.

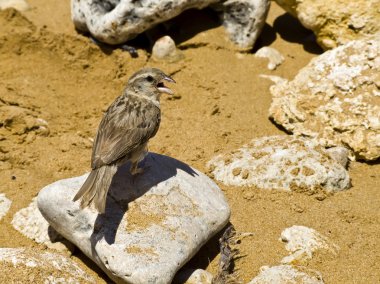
(255, 46), (284, 70)
(207, 135), (350, 193)
(0, 193), (11, 220)
(12, 198), (74, 252)
(0, 247), (94, 283)
(38, 153), (230, 284)
(221, 0), (271, 49)
(269, 35), (380, 161)
(71, 0), (270, 49)
(280, 225), (339, 264)
(249, 265), (324, 284)
(274, 0), (380, 50)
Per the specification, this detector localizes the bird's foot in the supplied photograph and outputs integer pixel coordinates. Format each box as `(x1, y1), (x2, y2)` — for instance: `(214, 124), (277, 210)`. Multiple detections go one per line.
(120, 44), (138, 58)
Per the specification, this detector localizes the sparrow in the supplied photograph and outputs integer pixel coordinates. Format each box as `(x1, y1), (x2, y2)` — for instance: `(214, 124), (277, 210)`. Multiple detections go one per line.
(73, 67), (175, 213)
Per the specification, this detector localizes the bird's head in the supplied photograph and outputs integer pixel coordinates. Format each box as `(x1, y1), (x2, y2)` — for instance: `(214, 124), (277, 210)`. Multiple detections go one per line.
(127, 67), (175, 100)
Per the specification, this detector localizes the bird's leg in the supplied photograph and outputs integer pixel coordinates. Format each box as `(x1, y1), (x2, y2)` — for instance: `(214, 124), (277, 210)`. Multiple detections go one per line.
(130, 161), (144, 176)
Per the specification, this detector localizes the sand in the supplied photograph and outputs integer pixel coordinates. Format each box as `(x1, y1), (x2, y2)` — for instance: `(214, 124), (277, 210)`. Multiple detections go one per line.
(0, 0), (379, 283)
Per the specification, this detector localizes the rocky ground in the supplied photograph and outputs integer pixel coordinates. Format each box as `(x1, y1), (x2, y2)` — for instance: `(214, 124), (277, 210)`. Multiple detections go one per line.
(0, 0), (379, 283)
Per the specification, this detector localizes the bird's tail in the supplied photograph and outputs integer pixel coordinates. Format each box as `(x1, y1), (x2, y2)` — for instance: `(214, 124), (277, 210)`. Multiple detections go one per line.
(73, 164), (118, 214)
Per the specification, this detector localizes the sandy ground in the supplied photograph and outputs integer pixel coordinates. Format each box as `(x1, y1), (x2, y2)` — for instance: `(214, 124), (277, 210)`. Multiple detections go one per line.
(0, 0), (379, 283)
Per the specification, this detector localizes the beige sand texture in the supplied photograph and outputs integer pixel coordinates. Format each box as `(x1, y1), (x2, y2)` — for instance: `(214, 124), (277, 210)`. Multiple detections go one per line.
(0, 1), (379, 283)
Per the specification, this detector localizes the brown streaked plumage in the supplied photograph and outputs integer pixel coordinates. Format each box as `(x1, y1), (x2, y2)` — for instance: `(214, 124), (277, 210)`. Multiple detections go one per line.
(73, 67), (175, 213)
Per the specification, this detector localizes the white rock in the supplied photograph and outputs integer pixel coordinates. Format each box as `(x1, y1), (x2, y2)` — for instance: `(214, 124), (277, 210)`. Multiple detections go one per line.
(152, 35), (184, 62)
(0, 247), (94, 283)
(280, 225), (339, 264)
(269, 34), (380, 161)
(11, 198), (73, 252)
(38, 153), (230, 284)
(274, 0), (380, 50)
(325, 147), (349, 168)
(249, 265), (324, 284)
(255, 47), (285, 70)
(207, 135), (350, 193)
(173, 268), (213, 284)
(260, 74), (288, 85)
(222, 0), (271, 49)
(0, 0), (29, 11)
(0, 193), (11, 220)
(71, 0), (269, 49)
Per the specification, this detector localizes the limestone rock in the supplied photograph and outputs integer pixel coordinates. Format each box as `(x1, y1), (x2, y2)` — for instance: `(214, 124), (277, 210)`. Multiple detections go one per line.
(280, 225), (339, 264)
(0, 0), (29, 11)
(221, 0), (271, 49)
(71, 0), (269, 49)
(173, 268), (213, 284)
(0, 247), (94, 283)
(152, 35), (184, 62)
(38, 153), (230, 284)
(269, 35), (380, 161)
(274, 0), (380, 50)
(0, 193), (11, 220)
(207, 135), (350, 193)
(11, 198), (74, 252)
(249, 265), (324, 284)
(255, 46), (284, 70)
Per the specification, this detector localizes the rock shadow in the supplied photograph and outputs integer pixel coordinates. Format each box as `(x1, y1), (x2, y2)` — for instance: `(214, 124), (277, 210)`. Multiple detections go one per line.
(84, 8), (221, 55)
(273, 12), (323, 54)
(90, 152), (198, 248)
(251, 23), (277, 53)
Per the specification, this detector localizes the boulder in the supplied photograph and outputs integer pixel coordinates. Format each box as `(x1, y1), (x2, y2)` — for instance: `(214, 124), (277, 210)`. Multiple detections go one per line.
(71, 0), (270, 49)
(269, 35), (380, 161)
(274, 0), (380, 50)
(221, 0), (271, 49)
(38, 153), (230, 284)
(207, 135), (350, 193)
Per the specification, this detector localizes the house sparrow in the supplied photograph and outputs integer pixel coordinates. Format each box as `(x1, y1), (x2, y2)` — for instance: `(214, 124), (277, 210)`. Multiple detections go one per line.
(73, 67), (175, 213)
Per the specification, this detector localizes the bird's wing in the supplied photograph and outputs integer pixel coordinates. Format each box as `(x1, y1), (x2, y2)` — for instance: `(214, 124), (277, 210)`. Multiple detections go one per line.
(90, 95), (160, 169)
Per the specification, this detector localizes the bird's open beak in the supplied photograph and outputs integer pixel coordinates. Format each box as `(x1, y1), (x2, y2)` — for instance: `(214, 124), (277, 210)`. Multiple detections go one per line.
(157, 75), (176, 95)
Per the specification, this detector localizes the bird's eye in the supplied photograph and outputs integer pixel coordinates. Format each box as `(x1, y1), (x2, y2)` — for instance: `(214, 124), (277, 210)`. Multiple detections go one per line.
(146, 75), (154, 82)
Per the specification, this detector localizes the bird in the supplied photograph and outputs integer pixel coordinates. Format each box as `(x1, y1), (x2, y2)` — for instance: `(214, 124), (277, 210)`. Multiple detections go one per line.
(73, 67), (175, 213)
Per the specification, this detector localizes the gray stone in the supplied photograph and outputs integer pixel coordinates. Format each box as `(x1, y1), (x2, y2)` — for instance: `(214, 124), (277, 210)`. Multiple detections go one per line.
(249, 265), (324, 284)
(38, 153), (230, 284)
(0, 193), (11, 221)
(11, 198), (74, 252)
(173, 268), (213, 284)
(325, 147), (349, 168)
(0, 247), (94, 283)
(152, 35), (184, 62)
(71, 0), (270, 49)
(207, 135), (350, 193)
(269, 34), (380, 161)
(280, 225), (339, 265)
(255, 46), (284, 70)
